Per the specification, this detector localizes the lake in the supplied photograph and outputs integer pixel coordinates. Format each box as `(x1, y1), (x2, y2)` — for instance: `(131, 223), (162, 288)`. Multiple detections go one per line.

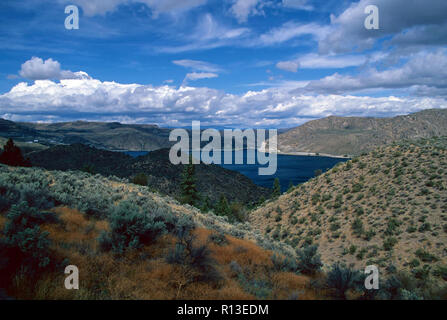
(124, 150), (348, 192)
(219, 151), (348, 192)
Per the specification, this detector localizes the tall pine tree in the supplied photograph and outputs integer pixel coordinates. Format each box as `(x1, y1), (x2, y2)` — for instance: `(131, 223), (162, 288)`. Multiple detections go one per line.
(0, 139), (31, 167)
(215, 194), (231, 217)
(272, 177), (281, 198)
(180, 156), (200, 206)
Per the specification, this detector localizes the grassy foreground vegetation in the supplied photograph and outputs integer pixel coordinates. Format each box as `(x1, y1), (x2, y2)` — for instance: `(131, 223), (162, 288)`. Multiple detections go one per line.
(0, 164), (316, 300)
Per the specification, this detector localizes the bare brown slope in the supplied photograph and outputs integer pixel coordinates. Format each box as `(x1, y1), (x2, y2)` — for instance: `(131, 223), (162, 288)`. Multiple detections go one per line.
(275, 109), (447, 156)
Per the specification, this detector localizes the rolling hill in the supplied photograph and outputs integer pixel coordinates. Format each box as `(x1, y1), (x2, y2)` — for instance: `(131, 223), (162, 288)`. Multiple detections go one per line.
(250, 136), (447, 278)
(270, 109), (447, 157)
(0, 119), (173, 151)
(27, 144), (270, 205)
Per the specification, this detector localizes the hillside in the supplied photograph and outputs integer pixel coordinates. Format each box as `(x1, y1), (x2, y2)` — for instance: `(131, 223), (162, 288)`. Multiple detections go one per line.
(0, 137), (48, 155)
(27, 144), (271, 205)
(0, 119), (173, 151)
(1, 154), (446, 299)
(250, 137), (447, 279)
(271, 109), (447, 156)
(0, 165), (310, 300)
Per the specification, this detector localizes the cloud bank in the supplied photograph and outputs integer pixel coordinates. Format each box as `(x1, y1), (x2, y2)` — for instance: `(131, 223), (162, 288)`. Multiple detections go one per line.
(1, 73), (446, 127)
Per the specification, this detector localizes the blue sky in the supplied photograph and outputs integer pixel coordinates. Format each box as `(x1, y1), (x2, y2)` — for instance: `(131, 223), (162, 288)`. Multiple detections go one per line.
(0, 0), (446, 128)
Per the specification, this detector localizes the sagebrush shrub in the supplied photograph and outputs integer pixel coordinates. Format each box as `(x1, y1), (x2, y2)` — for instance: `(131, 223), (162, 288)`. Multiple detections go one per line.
(0, 202), (54, 287)
(271, 253), (299, 273)
(296, 245), (323, 275)
(326, 263), (363, 299)
(167, 227), (221, 284)
(99, 200), (167, 253)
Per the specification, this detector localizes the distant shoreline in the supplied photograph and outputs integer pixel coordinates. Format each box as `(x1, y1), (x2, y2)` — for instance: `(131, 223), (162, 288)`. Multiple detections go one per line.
(275, 151), (351, 159)
(118, 148), (351, 159)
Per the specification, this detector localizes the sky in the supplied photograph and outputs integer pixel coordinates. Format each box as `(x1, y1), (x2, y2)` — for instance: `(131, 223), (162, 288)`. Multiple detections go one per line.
(0, 0), (446, 128)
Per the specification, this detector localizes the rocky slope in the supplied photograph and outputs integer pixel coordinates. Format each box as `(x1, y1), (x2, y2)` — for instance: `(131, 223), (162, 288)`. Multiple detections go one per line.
(271, 109), (447, 156)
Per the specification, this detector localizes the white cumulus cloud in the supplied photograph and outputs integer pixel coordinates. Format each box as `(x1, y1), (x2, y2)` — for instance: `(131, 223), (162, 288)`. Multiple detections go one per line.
(19, 57), (91, 81)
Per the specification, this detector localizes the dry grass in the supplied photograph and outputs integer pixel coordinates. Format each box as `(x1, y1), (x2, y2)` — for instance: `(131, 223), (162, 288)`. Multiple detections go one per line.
(4, 207), (319, 300)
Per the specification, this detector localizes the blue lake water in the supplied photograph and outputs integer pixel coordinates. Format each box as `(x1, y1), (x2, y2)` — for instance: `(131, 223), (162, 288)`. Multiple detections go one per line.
(124, 151), (151, 158)
(123, 150), (348, 192)
(219, 151), (347, 192)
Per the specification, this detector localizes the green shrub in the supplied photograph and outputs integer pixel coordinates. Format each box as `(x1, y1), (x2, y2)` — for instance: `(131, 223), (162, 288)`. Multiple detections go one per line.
(344, 162), (353, 171)
(356, 248), (367, 260)
(330, 222), (341, 232)
(351, 183), (363, 193)
(271, 253), (299, 273)
(433, 265), (447, 281)
(409, 259), (420, 268)
(167, 227), (221, 284)
(132, 173), (148, 186)
(351, 218), (364, 237)
(4, 202), (58, 234)
(383, 237), (398, 251)
(208, 232), (228, 246)
(326, 263), (363, 299)
(296, 245), (323, 275)
(238, 275), (272, 299)
(415, 249), (438, 263)
(311, 193), (320, 205)
(348, 245), (357, 255)
(363, 229), (376, 241)
(418, 222), (432, 233)
(382, 272), (418, 300)
(412, 265), (431, 280)
(385, 218), (401, 236)
(0, 202), (53, 287)
(99, 201), (167, 253)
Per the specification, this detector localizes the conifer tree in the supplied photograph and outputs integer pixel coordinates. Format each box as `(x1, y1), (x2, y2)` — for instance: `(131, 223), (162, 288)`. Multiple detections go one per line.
(272, 177), (281, 198)
(287, 181), (294, 193)
(216, 194), (231, 217)
(180, 156), (200, 206)
(0, 138), (31, 167)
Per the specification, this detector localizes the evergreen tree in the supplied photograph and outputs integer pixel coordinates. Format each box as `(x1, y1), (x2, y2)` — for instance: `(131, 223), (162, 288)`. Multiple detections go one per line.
(0, 139), (31, 167)
(201, 196), (212, 213)
(272, 177), (281, 198)
(287, 181), (294, 193)
(215, 195), (231, 217)
(180, 157), (200, 206)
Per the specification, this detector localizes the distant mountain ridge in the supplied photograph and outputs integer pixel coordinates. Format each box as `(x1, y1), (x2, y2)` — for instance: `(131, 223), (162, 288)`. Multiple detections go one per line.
(3, 108), (447, 156)
(271, 109), (447, 156)
(0, 119), (173, 151)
